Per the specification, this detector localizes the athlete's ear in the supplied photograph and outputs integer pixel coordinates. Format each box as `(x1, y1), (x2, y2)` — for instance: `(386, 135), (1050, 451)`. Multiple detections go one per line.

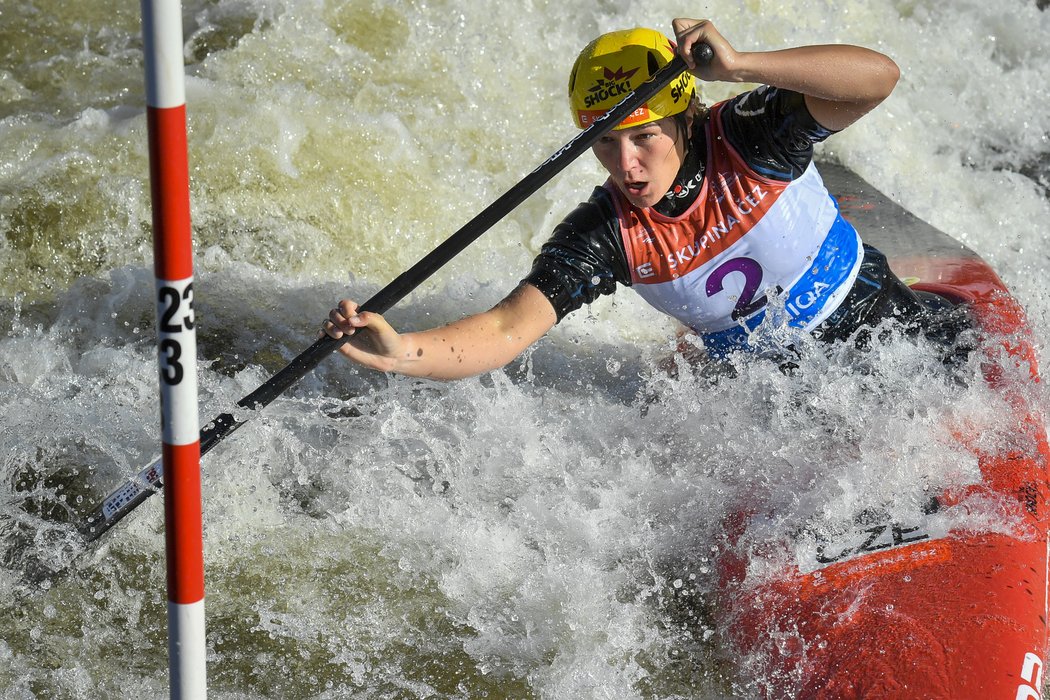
(685, 102), (699, 138)
(671, 108), (695, 146)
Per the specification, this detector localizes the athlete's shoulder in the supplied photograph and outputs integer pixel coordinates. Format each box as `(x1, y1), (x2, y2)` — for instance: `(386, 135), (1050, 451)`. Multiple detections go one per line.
(557, 186), (617, 233)
(723, 86), (831, 134)
(522, 186), (630, 321)
(718, 86), (833, 181)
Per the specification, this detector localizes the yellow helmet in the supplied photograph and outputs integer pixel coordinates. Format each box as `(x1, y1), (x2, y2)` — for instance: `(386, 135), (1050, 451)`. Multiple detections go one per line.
(568, 28), (696, 130)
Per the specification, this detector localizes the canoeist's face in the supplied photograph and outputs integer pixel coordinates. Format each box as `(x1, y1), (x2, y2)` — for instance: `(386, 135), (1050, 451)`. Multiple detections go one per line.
(592, 116), (687, 209)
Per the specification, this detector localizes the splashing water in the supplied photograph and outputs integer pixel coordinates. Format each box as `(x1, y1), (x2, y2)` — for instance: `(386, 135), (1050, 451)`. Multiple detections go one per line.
(2, 0), (1049, 697)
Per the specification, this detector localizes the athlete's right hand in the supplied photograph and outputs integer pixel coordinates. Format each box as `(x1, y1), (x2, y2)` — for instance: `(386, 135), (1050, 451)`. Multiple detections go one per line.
(323, 299), (405, 373)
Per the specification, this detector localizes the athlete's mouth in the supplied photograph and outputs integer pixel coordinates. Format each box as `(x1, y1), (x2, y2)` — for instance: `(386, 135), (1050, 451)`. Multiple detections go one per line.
(624, 180), (647, 195)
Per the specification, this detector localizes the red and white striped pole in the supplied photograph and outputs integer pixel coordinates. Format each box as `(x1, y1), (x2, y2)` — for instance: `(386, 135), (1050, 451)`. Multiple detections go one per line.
(141, 0), (206, 696)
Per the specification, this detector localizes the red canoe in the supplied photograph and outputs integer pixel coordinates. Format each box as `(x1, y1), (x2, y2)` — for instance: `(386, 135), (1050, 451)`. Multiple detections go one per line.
(717, 162), (1050, 699)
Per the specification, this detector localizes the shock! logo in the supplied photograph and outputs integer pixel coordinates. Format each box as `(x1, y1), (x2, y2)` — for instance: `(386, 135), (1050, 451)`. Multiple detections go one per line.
(584, 66), (639, 108)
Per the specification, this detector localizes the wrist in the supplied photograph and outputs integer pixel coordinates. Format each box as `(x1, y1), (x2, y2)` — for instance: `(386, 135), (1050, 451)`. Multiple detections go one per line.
(723, 50), (765, 84)
(389, 332), (423, 376)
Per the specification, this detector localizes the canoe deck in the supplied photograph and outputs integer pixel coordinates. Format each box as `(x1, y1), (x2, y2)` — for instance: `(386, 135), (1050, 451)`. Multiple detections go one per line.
(717, 162), (1050, 698)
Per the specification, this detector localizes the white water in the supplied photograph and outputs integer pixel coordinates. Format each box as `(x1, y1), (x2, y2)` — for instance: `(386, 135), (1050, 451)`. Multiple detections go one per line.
(2, 0), (1049, 697)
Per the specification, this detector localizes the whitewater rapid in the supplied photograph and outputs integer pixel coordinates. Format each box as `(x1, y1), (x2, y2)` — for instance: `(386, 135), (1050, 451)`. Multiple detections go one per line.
(2, 0), (1049, 697)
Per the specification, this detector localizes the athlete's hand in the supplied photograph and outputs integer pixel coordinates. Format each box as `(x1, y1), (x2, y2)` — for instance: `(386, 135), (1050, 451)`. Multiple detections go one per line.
(323, 299), (405, 373)
(672, 18), (738, 80)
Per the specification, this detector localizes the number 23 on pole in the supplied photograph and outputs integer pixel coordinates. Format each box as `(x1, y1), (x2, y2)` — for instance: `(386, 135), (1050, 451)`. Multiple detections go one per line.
(157, 282), (195, 387)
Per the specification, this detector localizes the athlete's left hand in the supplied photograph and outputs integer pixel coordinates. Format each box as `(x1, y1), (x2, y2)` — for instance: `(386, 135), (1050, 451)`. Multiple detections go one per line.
(672, 18), (738, 80)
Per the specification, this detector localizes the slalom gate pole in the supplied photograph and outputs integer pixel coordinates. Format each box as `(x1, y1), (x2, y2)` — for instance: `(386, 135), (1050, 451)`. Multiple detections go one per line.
(141, 0), (206, 696)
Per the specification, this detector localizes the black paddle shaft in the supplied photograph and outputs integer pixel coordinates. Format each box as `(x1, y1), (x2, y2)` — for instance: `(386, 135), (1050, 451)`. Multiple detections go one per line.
(80, 43), (714, 541)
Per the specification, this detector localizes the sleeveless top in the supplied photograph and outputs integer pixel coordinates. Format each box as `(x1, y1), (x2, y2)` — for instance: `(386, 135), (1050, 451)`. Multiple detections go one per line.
(604, 101), (862, 354)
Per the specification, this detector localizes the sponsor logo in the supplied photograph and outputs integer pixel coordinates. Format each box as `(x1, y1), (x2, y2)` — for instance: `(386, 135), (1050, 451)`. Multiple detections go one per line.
(663, 184), (767, 267)
(584, 66), (639, 108)
(577, 106), (650, 129)
(786, 281), (831, 317)
(665, 168), (704, 202)
(669, 73), (691, 104)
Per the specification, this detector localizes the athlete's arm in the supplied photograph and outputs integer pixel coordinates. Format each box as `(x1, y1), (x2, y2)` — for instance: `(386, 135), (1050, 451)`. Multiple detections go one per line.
(324, 282), (557, 380)
(672, 18), (899, 132)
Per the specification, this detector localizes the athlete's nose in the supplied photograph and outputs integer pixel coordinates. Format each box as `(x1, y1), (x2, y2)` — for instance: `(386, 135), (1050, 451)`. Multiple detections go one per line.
(614, 139), (640, 177)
